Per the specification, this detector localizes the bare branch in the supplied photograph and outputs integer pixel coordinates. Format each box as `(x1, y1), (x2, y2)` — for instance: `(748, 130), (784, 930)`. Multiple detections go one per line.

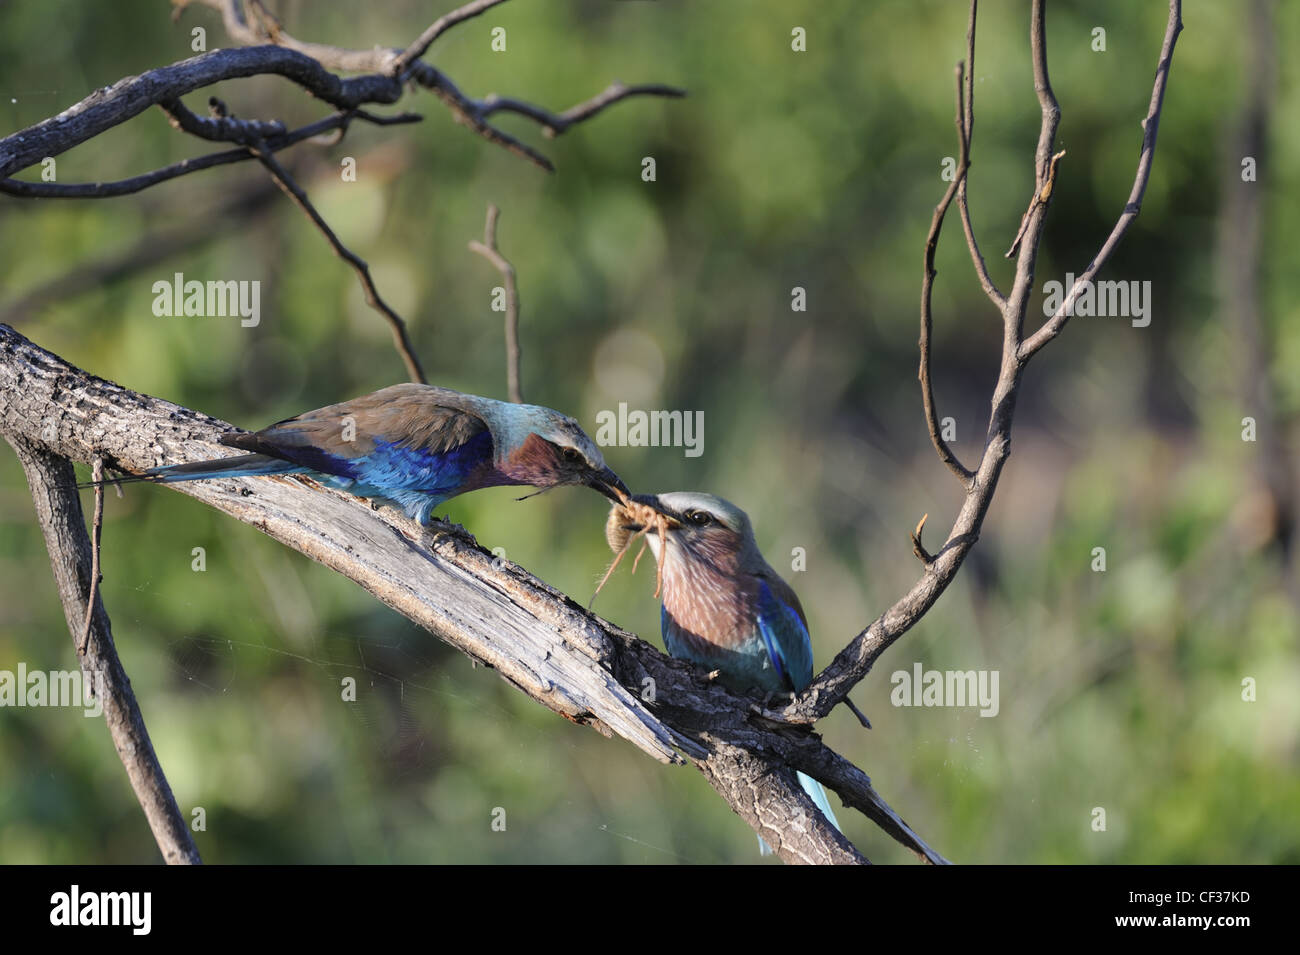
(468, 204), (523, 403)
(1018, 3), (1183, 359)
(954, 1), (1005, 309)
(248, 141), (427, 384)
(785, 740), (951, 864)
(1, 322), (947, 865)
(775, 0), (1184, 725)
(4, 435), (201, 864)
(160, 95), (285, 142)
(0, 46), (405, 181)
(393, 0), (513, 76)
(0, 110), (419, 200)
(919, 61), (976, 486)
(480, 82), (688, 139)
(408, 72), (685, 173)
(182, 1), (685, 172)
(77, 457), (105, 654)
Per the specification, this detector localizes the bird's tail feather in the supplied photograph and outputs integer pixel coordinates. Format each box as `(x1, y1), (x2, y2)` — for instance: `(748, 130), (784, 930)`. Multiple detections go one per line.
(76, 454), (303, 489)
(798, 771), (841, 832)
(757, 771), (842, 857)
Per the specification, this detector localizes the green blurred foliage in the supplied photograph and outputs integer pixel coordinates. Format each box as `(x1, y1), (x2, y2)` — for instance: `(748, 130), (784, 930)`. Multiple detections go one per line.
(1, 0), (1297, 863)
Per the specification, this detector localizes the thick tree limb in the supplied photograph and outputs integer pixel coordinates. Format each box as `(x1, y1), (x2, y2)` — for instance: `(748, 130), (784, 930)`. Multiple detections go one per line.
(4, 435), (201, 864)
(0, 322), (944, 864)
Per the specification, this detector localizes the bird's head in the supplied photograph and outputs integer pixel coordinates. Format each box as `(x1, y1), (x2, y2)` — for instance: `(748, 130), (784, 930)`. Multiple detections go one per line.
(496, 404), (629, 503)
(606, 491), (761, 570)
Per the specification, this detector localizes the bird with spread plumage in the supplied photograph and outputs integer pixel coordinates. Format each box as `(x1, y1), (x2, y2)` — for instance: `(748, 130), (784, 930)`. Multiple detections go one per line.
(84, 383), (629, 523)
(605, 490), (844, 853)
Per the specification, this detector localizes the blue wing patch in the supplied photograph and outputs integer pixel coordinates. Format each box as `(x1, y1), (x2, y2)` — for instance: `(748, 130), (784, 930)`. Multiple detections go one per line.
(754, 580), (815, 692)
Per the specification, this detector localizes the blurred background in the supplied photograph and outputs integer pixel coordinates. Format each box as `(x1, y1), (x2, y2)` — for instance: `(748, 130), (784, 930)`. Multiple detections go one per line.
(1, 0), (1296, 863)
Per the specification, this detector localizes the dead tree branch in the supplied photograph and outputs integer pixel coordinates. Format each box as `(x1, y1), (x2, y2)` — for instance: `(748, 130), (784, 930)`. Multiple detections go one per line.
(774, 0), (1184, 726)
(180, 0), (686, 172)
(1017, 4), (1182, 359)
(3, 435), (201, 864)
(2, 5), (681, 380)
(249, 136), (427, 384)
(0, 110), (419, 200)
(956, 2), (1004, 309)
(468, 204), (523, 403)
(919, 59), (978, 487)
(0, 322), (944, 865)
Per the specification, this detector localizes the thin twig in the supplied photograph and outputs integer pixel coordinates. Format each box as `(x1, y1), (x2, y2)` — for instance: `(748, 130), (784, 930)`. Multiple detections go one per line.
(1005, 148), (1065, 260)
(180, 0), (685, 173)
(4, 436), (201, 864)
(77, 457), (105, 654)
(954, 1), (1005, 309)
(393, 0), (512, 76)
(909, 513), (933, 564)
(249, 141), (427, 384)
(420, 72), (684, 173)
(774, 0), (1184, 725)
(1018, 4), (1183, 358)
(468, 204), (522, 403)
(160, 95), (285, 142)
(480, 82), (688, 139)
(919, 60), (976, 486)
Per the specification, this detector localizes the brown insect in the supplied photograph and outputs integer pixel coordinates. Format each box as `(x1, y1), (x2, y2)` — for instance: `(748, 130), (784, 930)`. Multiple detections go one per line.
(593, 489), (678, 603)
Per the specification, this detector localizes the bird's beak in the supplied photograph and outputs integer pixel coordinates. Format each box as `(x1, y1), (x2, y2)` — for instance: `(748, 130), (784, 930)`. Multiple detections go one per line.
(621, 493), (682, 533)
(589, 466), (631, 505)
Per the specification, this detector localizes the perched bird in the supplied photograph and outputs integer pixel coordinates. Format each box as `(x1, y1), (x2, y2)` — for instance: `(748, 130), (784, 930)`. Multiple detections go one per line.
(87, 383), (629, 523)
(605, 491), (842, 853)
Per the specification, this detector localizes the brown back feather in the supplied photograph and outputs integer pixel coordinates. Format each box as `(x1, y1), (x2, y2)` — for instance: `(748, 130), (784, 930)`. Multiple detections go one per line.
(221, 384), (490, 460)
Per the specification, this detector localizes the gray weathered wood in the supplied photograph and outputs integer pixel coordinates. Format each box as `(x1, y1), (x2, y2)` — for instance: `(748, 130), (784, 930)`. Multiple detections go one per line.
(5, 435), (201, 864)
(1, 322), (946, 864)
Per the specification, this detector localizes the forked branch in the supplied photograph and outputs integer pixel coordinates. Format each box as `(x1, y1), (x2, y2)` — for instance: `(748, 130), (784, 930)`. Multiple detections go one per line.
(777, 0), (1184, 725)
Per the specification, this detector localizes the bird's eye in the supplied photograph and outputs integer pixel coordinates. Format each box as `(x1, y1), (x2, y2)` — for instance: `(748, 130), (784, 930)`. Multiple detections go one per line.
(685, 509), (713, 526)
(562, 447), (583, 464)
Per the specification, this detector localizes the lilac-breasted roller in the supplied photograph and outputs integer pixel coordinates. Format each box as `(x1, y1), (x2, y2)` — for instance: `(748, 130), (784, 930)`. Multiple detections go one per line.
(87, 383), (629, 523)
(606, 491), (841, 853)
